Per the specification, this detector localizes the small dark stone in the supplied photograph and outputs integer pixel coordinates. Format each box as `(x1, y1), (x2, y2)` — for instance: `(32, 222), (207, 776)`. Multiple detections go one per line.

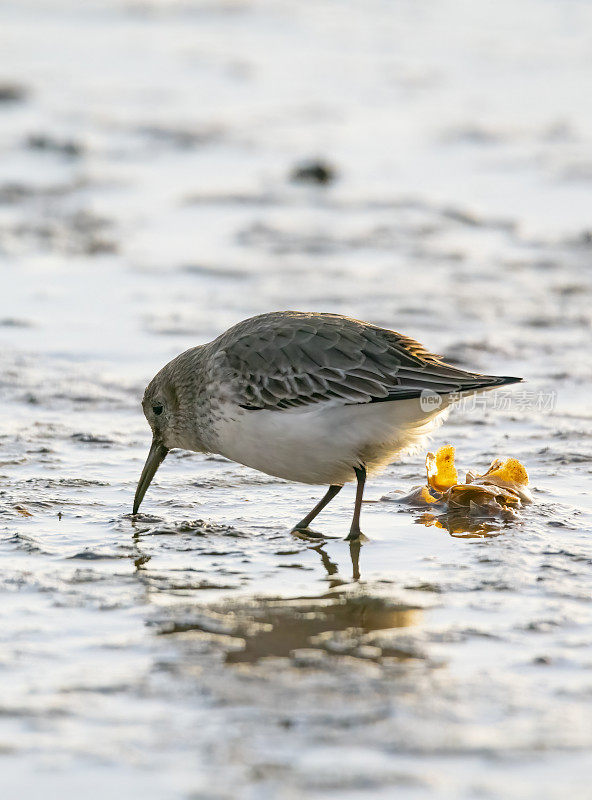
(290, 159), (336, 185)
(85, 238), (118, 255)
(0, 317), (33, 327)
(0, 83), (27, 103)
(71, 432), (114, 444)
(441, 206), (481, 226)
(26, 134), (83, 157)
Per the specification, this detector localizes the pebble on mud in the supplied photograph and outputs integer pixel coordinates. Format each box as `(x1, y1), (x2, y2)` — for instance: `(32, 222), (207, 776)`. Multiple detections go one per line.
(26, 133), (83, 158)
(0, 83), (27, 102)
(290, 159), (336, 185)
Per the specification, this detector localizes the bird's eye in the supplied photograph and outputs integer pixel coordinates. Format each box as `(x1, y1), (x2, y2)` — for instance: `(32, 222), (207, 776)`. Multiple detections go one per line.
(153, 405), (164, 416)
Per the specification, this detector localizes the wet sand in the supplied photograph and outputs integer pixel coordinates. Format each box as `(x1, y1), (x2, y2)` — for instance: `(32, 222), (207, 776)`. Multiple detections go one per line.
(2, 1), (592, 797)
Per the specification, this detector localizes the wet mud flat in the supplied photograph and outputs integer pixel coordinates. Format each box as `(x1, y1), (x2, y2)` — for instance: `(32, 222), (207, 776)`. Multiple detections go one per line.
(2, 0), (592, 798)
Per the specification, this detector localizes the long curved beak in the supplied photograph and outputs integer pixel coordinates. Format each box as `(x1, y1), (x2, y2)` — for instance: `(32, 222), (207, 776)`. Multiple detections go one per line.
(133, 438), (169, 514)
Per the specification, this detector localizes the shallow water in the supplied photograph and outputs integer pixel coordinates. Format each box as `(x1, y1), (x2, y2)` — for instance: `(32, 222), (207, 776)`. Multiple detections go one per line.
(2, 1), (592, 797)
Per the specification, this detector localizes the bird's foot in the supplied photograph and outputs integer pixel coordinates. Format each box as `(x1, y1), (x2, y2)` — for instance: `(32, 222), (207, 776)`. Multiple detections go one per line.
(291, 526), (327, 541)
(345, 527), (368, 542)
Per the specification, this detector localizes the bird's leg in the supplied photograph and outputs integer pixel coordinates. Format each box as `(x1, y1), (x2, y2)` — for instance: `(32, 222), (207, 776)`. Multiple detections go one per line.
(346, 465), (367, 541)
(293, 484), (342, 531)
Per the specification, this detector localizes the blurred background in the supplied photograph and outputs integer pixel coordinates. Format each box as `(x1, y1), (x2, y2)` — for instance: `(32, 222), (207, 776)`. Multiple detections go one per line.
(1, 1), (592, 798)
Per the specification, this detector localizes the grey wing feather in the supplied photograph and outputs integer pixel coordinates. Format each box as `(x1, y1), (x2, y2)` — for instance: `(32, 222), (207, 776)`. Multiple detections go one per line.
(212, 312), (520, 411)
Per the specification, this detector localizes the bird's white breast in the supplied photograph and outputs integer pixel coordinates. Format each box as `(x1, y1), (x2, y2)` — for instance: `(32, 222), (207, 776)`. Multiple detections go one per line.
(208, 399), (450, 485)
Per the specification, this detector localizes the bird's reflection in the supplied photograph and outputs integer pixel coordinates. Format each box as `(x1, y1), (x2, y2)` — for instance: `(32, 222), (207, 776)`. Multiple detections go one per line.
(349, 539), (361, 580)
(132, 516), (420, 666)
(310, 543), (341, 586)
(130, 518), (152, 571)
(292, 526), (365, 581)
(310, 539), (362, 584)
(220, 593), (419, 664)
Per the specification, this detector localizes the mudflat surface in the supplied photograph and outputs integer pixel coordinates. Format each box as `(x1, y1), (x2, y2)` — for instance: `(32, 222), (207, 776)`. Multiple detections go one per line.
(1, 2), (592, 797)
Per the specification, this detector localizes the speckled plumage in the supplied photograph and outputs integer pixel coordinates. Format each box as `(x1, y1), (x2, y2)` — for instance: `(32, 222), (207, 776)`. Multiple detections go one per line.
(134, 311), (522, 536)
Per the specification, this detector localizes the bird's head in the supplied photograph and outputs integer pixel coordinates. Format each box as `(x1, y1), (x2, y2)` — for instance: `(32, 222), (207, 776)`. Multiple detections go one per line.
(132, 371), (173, 515)
(132, 351), (204, 515)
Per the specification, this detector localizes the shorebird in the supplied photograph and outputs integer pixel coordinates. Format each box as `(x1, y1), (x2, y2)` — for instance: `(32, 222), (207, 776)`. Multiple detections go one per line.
(132, 311), (521, 539)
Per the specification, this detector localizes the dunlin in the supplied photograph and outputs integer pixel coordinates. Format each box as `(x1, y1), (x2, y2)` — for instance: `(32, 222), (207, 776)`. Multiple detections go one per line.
(133, 311), (521, 538)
